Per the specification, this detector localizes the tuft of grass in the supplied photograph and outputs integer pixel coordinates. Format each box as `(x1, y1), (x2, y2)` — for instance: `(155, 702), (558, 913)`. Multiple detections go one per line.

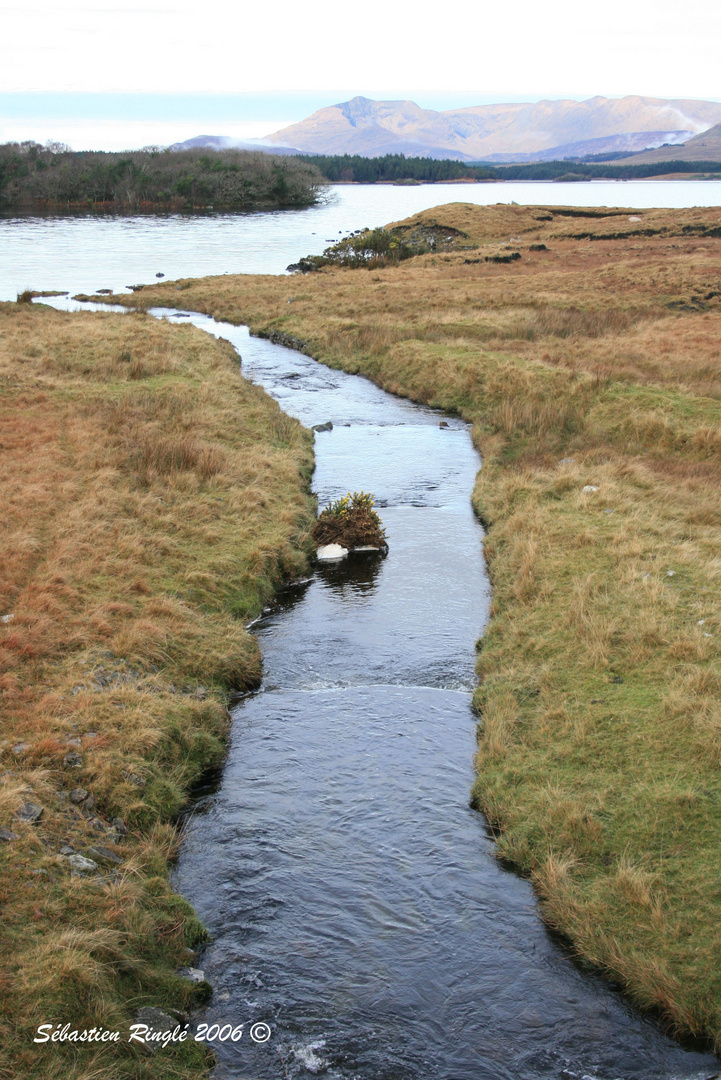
(101, 200), (721, 1050)
(0, 300), (315, 1078)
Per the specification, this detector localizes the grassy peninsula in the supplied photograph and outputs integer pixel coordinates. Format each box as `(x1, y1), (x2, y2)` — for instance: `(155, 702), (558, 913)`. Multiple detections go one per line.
(103, 201), (721, 1050)
(0, 301), (315, 1077)
(0, 143), (323, 211)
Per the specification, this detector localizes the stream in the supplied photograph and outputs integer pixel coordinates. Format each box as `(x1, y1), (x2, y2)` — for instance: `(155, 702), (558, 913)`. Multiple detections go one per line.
(140, 312), (716, 1080)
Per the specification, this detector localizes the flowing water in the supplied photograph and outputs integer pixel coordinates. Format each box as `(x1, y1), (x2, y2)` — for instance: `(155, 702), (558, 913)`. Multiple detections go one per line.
(30, 179), (721, 1078)
(153, 314), (714, 1080)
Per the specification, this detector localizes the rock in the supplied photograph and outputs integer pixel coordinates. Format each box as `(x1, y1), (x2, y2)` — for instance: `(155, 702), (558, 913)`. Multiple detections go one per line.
(352, 545), (382, 553)
(127, 284), (145, 292)
(667, 570), (675, 577)
(177, 966), (206, 984)
(122, 770), (146, 788)
(316, 544), (349, 561)
(59, 845), (75, 855)
(155, 272), (165, 278)
(132, 1007), (186, 1051)
(0, 827), (20, 842)
(312, 421), (333, 433)
(15, 801), (44, 824)
(559, 458), (575, 465)
(581, 485), (599, 494)
(0, 613), (14, 624)
(193, 686), (207, 700)
(67, 853), (98, 873)
(12, 743), (29, 756)
(64, 751), (82, 768)
(86, 844), (123, 866)
(66, 737), (82, 748)
(96, 288), (113, 295)
(70, 788), (89, 804)
(112, 817), (128, 834)
(439, 421), (449, 429)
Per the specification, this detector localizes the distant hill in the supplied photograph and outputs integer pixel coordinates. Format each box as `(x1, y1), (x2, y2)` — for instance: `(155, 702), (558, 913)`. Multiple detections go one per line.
(616, 123), (721, 164)
(263, 95), (721, 162)
(169, 135), (308, 156)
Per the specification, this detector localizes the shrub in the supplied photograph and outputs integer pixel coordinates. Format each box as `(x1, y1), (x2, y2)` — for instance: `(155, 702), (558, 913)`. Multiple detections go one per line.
(312, 491), (388, 550)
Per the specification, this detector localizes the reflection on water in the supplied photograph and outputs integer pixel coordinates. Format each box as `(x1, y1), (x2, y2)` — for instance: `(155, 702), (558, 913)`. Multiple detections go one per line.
(317, 552), (385, 599)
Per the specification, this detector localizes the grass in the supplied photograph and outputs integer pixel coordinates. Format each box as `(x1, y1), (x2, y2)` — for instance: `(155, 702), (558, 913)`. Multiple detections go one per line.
(0, 301), (315, 1077)
(96, 200), (721, 1052)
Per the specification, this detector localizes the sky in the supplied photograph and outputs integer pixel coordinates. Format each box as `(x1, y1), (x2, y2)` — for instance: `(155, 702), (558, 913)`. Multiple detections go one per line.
(1, 0), (720, 150)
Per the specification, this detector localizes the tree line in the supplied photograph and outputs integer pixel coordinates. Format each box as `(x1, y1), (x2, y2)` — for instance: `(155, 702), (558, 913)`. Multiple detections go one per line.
(0, 143), (324, 210)
(2, 143), (719, 212)
(300, 153), (721, 183)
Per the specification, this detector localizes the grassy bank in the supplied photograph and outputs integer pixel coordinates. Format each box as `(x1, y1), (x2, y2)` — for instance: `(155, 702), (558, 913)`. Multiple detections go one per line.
(0, 301), (315, 1077)
(99, 201), (721, 1050)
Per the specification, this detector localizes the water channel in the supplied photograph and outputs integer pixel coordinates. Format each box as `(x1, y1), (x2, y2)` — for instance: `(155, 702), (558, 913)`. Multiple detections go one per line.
(29, 180), (721, 1077)
(153, 315), (717, 1080)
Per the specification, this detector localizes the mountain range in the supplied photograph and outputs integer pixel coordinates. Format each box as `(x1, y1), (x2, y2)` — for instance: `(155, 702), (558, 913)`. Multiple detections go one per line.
(172, 95), (721, 164)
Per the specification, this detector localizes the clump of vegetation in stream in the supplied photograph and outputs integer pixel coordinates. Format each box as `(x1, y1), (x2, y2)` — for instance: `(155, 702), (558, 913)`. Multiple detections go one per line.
(312, 491), (388, 551)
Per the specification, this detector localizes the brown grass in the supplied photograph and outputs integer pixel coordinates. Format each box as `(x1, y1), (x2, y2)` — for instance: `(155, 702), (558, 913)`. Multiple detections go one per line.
(100, 200), (721, 1052)
(0, 301), (315, 1077)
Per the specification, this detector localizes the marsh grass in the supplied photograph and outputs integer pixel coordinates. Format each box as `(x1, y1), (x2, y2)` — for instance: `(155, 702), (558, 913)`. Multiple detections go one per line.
(0, 302), (315, 1077)
(106, 200), (721, 1050)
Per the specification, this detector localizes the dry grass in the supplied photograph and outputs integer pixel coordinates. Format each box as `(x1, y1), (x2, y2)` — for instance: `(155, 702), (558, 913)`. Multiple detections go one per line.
(103, 201), (721, 1051)
(0, 301), (315, 1077)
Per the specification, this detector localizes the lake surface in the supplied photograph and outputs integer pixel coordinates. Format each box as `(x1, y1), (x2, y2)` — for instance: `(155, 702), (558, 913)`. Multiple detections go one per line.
(2, 179), (720, 301)
(32, 178), (721, 1078)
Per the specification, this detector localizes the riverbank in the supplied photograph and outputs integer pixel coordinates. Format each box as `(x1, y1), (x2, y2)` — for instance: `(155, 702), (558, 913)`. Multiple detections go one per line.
(0, 301), (315, 1078)
(101, 201), (721, 1050)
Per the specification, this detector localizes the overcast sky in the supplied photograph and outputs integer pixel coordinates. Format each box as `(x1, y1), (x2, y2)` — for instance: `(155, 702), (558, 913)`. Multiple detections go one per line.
(2, 0), (720, 149)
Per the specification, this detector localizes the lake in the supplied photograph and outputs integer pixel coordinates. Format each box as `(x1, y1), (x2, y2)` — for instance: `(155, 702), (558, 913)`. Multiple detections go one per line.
(1, 179), (720, 301)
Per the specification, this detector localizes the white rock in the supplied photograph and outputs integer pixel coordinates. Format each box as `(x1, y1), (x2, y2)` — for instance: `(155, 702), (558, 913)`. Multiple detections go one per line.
(316, 544), (349, 561)
(0, 613), (14, 624)
(581, 485), (599, 494)
(178, 966), (206, 983)
(352, 545), (382, 552)
(67, 854), (98, 872)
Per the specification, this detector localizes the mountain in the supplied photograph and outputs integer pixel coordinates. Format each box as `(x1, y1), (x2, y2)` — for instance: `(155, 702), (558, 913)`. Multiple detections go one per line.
(264, 95), (721, 162)
(168, 135), (308, 155)
(616, 123), (721, 164)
